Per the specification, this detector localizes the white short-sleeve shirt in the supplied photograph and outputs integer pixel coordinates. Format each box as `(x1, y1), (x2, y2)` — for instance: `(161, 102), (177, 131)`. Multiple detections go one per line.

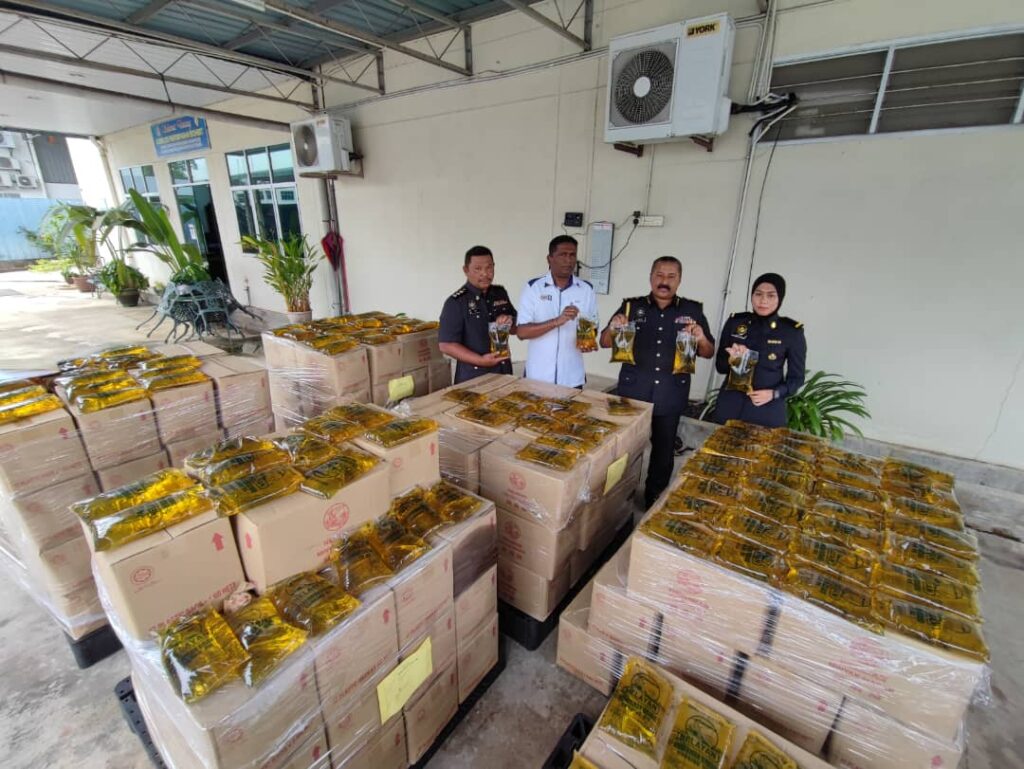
(517, 271), (599, 387)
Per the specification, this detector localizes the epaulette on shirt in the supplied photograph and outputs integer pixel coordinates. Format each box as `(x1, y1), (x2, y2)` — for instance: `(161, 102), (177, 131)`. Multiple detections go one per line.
(578, 278), (593, 288)
(528, 275), (544, 287)
(780, 315), (804, 329)
(729, 311), (755, 320)
(450, 286), (467, 299)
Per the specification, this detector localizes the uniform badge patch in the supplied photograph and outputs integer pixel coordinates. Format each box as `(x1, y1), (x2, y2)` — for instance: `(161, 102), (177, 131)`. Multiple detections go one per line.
(768, 353), (777, 361)
(735, 323), (748, 338)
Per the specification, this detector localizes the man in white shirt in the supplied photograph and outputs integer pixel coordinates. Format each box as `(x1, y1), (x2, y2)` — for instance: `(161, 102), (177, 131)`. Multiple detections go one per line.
(516, 235), (599, 387)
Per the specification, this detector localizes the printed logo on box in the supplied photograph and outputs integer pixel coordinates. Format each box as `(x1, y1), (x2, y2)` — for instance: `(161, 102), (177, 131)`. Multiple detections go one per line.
(502, 521), (521, 541)
(383, 608), (391, 624)
(131, 566), (153, 586)
(224, 727), (245, 744)
(394, 457), (404, 470)
(509, 472), (526, 491)
(323, 503), (350, 531)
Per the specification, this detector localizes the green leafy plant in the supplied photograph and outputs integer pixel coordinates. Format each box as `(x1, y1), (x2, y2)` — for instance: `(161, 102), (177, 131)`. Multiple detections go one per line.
(46, 200), (136, 275)
(700, 370), (870, 441)
(29, 256), (77, 279)
(123, 189), (210, 284)
(241, 233), (322, 313)
(96, 260), (149, 294)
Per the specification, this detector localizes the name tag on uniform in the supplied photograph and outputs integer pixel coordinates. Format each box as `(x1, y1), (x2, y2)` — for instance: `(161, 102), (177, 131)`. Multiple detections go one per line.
(540, 294), (553, 301)
(767, 339), (783, 345)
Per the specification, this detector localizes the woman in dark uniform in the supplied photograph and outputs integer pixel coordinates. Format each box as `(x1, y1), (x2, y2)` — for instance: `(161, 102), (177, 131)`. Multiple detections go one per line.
(713, 273), (806, 428)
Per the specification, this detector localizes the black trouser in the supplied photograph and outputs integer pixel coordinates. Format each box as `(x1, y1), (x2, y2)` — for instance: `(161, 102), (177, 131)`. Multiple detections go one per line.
(645, 413), (682, 508)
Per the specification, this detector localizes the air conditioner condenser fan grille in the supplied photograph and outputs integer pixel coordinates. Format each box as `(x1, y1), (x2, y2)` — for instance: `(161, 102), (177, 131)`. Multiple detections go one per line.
(293, 125), (318, 167)
(614, 49), (675, 125)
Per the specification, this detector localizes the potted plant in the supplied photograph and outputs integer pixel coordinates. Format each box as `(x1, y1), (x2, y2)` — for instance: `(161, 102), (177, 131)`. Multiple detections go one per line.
(97, 259), (150, 307)
(46, 200), (136, 292)
(241, 232), (323, 323)
(123, 190), (210, 285)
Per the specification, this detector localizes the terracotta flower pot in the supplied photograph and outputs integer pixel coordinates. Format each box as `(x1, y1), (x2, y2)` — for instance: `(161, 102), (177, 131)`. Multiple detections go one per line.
(286, 310), (313, 323)
(72, 275), (95, 293)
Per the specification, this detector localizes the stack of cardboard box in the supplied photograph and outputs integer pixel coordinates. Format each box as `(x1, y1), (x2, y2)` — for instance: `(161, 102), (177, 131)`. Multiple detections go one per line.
(86, 409), (498, 769)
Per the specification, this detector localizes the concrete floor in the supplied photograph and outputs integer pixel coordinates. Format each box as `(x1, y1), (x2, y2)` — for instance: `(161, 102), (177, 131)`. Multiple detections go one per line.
(1, 272), (1022, 769)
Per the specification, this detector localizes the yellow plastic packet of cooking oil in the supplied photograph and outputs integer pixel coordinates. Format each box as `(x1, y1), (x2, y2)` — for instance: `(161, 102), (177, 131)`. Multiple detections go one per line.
(737, 489), (803, 528)
(307, 334), (352, 350)
(535, 433), (592, 456)
(269, 572), (361, 636)
(142, 368), (210, 392)
(873, 595), (989, 662)
(96, 344), (151, 359)
(56, 357), (88, 372)
(87, 486), (214, 551)
(884, 534), (980, 586)
(810, 498), (884, 531)
(576, 316), (599, 353)
(726, 509), (792, 553)
(752, 465), (815, 496)
(200, 448), (291, 486)
(568, 753), (599, 769)
(321, 338), (361, 355)
(516, 442), (579, 470)
(66, 371), (135, 400)
(783, 565), (881, 632)
(500, 390), (544, 405)
(185, 436), (277, 477)
(759, 447), (813, 474)
(0, 393), (63, 424)
(607, 396), (641, 416)
(815, 480), (888, 516)
(540, 398), (591, 419)
(677, 475), (742, 506)
(725, 350), (758, 393)
(816, 465), (880, 492)
(789, 534), (876, 586)
(301, 415), (363, 445)
(518, 412), (562, 435)
(74, 384), (148, 413)
(874, 559), (981, 620)
(209, 466), (304, 516)
(728, 731), (797, 769)
(610, 314), (637, 365)
(888, 495), (964, 530)
(640, 511), (720, 557)
(487, 397), (532, 419)
(662, 492), (729, 529)
(454, 406), (516, 429)
(684, 454), (749, 484)
(360, 333), (397, 345)
(327, 402), (396, 429)
(801, 512), (885, 552)
(331, 526), (394, 595)
(882, 479), (960, 513)
(137, 354), (202, 372)
(673, 327), (698, 376)
(134, 365), (197, 384)
(300, 448), (380, 499)
(700, 435), (763, 462)
(716, 535), (787, 583)
(274, 433), (339, 473)
(72, 468), (197, 522)
(598, 657), (673, 759)
(819, 449), (883, 479)
(882, 458), (955, 494)
(160, 608), (249, 703)
(0, 384), (46, 407)
(362, 417), (437, 448)
(413, 320), (439, 331)
(389, 488), (446, 538)
(226, 596), (308, 687)
(888, 516), (978, 560)
(442, 389), (489, 406)
(368, 516), (430, 571)
(662, 698), (735, 769)
(425, 479), (482, 522)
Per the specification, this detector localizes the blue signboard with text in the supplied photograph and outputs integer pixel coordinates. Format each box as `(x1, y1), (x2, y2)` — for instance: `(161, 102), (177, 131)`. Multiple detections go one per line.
(151, 116), (211, 158)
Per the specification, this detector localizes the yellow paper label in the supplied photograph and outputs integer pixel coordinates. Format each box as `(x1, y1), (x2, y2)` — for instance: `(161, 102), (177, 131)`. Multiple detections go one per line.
(388, 375), (415, 402)
(377, 637), (433, 722)
(604, 453), (629, 494)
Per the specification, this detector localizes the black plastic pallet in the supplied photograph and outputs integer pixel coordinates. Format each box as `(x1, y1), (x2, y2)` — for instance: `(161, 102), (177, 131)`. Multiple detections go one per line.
(114, 644), (507, 769)
(541, 713), (595, 769)
(65, 623), (122, 669)
(115, 677), (168, 769)
(499, 517), (634, 651)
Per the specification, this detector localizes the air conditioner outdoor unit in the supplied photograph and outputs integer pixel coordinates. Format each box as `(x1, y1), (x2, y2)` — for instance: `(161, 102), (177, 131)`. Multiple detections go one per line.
(0, 172), (14, 187)
(605, 13), (735, 144)
(16, 175), (37, 188)
(0, 132), (15, 149)
(0, 156), (21, 171)
(290, 113), (353, 174)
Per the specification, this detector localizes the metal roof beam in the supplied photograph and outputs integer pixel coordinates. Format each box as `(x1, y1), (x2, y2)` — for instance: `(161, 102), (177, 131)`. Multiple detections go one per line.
(264, 0), (470, 77)
(384, 0), (466, 31)
(0, 41), (317, 108)
(126, 0), (177, 24)
(499, 0), (588, 50)
(222, 27), (263, 51)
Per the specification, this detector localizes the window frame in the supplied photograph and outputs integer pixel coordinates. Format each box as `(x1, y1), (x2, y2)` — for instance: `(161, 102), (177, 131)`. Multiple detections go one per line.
(225, 143), (301, 252)
(117, 163), (160, 205)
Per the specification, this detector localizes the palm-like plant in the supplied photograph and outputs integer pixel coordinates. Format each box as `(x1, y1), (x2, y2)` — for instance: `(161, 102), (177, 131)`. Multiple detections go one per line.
(47, 200), (135, 274)
(123, 189), (210, 284)
(241, 233), (322, 313)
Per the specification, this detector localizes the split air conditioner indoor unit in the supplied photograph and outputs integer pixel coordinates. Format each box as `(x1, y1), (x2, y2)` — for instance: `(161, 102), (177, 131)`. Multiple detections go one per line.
(289, 113), (353, 174)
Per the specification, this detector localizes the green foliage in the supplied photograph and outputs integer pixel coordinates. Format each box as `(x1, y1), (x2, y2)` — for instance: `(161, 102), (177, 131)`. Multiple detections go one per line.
(46, 200), (135, 273)
(123, 190), (210, 284)
(241, 233), (322, 313)
(29, 256), (77, 278)
(20, 208), (74, 261)
(97, 260), (149, 294)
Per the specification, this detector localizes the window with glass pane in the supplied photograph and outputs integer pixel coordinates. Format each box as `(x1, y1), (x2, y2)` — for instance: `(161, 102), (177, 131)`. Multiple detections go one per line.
(188, 158), (209, 183)
(269, 144), (294, 183)
(227, 153), (248, 186)
(246, 148), (271, 184)
(142, 165), (157, 193)
(119, 164), (160, 206)
(277, 187), (301, 238)
(169, 160), (190, 184)
(255, 188), (279, 240)
(234, 190), (257, 249)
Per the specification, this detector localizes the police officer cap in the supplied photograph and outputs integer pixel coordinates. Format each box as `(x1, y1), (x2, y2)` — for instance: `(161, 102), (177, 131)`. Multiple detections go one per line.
(752, 272), (786, 308)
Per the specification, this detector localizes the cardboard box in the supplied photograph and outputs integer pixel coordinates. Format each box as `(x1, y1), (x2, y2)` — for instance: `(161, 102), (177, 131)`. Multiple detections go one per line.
(49, 579), (103, 629)
(433, 412), (498, 494)
(573, 390), (653, 459)
(0, 408), (91, 495)
(165, 430), (225, 467)
(24, 534), (93, 597)
(491, 378), (581, 401)
(268, 370), (305, 421)
(557, 581), (625, 696)
(73, 397), (161, 471)
(273, 408), (304, 433)
(201, 355), (271, 428)
(150, 380), (220, 445)
(427, 360), (451, 392)
(390, 542), (454, 648)
(588, 541), (661, 657)
(150, 341), (226, 360)
(627, 528), (773, 655)
(735, 654), (843, 756)
(235, 466), (389, 593)
(334, 716), (406, 769)
(403, 662), (458, 764)
(364, 341), (403, 384)
(314, 587), (400, 707)
(297, 344), (370, 394)
(0, 473), (99, 551)
(322, 673), (384, 760)
(96, 449), (171, 491)
(455, 564), (497, 644)
(353, 429), (440, 497)
(133, 647), (322, 769)
(224, 412), (274, 441)
(444, 407), (516, 438)
(497, 557), (570, 621)
(401, 329), (442, 370)
(92, 510), (245, 639)
(481, 433), (591, 529)
(434, 499), (496, 595)
(769, 587), (985, 743)
(456, 612), (498, 703)
(401, 605), (457, 696)
(496, 506), (577, 580)
(828, 699), (964, 769)
(260, 332), (299, 371)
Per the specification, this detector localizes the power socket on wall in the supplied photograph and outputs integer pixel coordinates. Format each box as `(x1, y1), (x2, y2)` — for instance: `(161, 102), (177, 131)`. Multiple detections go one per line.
(638, 215), (664, 227)
(563, 212), (584, 228)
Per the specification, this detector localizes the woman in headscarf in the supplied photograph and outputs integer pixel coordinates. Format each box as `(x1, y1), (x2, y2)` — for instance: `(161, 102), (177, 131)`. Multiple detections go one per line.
(712, 273), (806, 427)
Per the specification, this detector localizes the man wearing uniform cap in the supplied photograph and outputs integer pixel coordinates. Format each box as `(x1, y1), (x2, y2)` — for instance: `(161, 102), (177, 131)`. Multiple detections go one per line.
(601, 256), (715, 508)
(438, 245), (517, 384)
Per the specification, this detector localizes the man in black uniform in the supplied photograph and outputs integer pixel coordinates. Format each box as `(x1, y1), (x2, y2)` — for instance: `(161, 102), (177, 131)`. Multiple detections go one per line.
(438, 245), (518, 384)
(600, 256), (715, 508)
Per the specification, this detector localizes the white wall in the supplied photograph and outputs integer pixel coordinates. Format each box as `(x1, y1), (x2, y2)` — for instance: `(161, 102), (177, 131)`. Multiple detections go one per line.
(319, 0), (1024, 467)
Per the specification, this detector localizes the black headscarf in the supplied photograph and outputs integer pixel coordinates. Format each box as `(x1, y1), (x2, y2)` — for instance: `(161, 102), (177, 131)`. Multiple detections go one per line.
(751, 272), (786, 311)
